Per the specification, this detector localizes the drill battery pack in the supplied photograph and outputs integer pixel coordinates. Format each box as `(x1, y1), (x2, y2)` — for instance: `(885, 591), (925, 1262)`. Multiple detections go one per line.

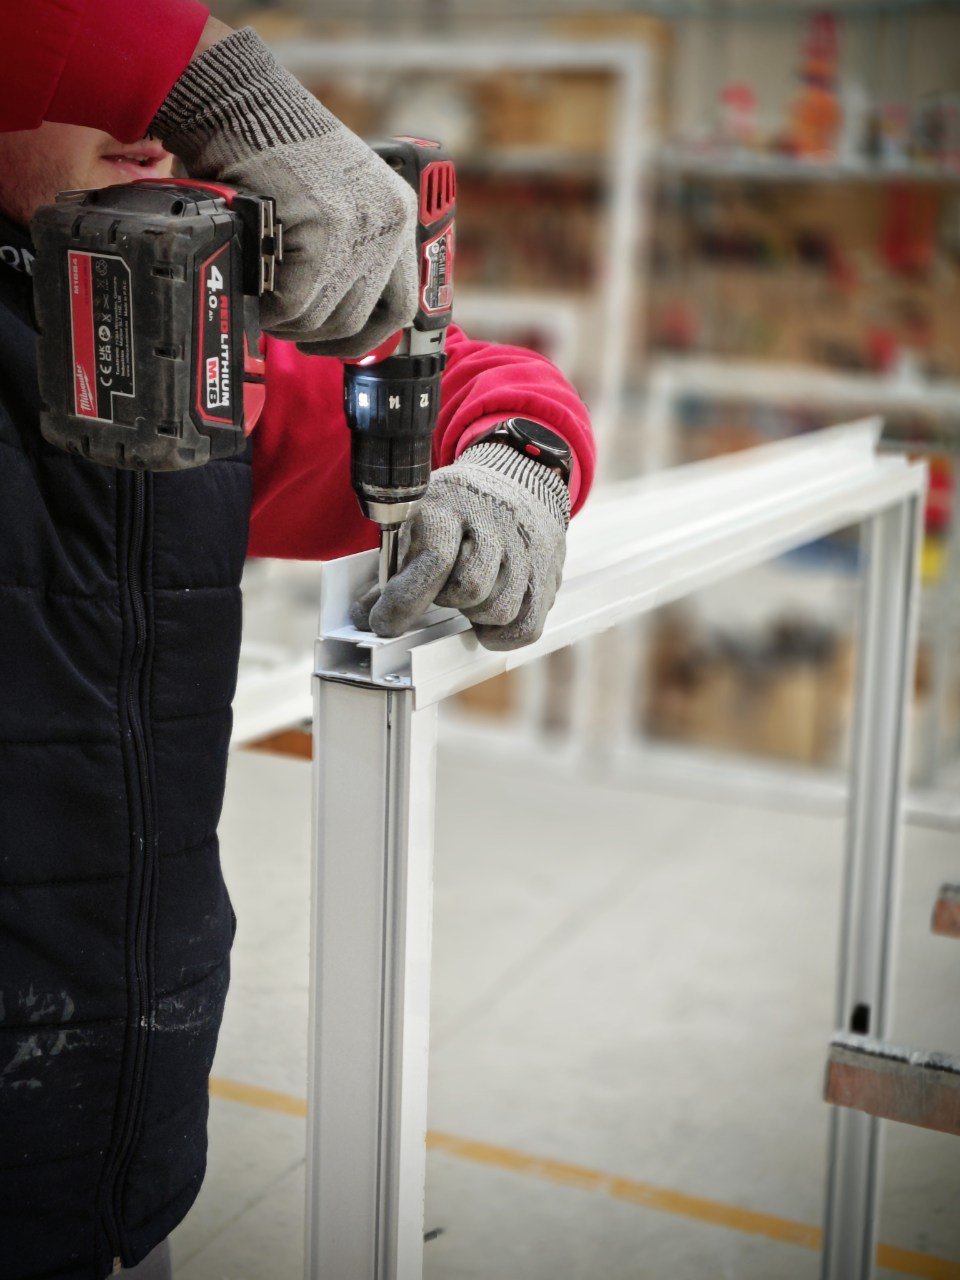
(32, 180), (279, 471)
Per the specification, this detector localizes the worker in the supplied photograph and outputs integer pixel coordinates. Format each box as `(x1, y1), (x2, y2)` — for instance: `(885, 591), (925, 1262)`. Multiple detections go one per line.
(0, 4), (595, 1278)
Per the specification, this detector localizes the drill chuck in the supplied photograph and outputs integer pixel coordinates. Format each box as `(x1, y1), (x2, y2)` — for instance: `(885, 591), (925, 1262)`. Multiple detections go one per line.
(344, 350), (445, 525)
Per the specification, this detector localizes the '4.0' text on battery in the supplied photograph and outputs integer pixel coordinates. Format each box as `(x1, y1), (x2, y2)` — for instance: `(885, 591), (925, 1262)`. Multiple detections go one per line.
(205, 263), (231, 409)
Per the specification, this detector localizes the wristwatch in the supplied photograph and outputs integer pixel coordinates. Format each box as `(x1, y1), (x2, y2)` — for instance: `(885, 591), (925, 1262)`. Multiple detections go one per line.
(474, 417), (573, 484)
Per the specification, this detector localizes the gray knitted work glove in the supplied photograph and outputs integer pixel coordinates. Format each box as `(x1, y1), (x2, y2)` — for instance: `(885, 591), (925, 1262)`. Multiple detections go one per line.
(351, 441), (571, 651)
(150, 28), (418, 358)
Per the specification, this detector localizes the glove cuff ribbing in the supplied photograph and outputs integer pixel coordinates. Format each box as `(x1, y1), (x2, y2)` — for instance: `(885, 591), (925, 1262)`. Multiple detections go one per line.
(150, 27), (337, 164)
(461, 441), (571, 531)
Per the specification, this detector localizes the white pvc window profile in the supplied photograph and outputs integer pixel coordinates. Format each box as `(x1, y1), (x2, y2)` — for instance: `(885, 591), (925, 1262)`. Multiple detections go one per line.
(307, 421), (925, 1280)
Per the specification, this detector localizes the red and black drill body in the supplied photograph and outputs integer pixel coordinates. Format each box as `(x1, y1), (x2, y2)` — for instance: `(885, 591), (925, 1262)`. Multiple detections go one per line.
(342, 137), (456, 583)
(31, 138), (456, 580)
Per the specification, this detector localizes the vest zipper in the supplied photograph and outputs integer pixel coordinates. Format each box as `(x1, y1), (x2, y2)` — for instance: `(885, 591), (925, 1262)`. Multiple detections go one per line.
(103, 471), (157, 1266)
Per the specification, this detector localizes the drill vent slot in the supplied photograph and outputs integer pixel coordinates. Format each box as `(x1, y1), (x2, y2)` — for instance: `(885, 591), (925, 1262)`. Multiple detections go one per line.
(420, 161), (456, 224)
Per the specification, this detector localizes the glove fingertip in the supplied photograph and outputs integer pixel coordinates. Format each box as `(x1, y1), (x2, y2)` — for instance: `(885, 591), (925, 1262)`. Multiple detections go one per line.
(350, 584), (382, 631)
(368, 605), (409, 639)
(472, 625), (511, 652)
(350, 601), (373, 631)
(473, 620), (543, 653)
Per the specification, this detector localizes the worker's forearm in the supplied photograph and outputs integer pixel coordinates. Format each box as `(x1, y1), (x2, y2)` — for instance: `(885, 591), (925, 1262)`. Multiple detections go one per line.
(191, 14), (235, 60)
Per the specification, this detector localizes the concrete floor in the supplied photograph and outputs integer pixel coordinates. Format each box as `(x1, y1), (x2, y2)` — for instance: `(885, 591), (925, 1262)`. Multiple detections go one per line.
(170, 740), (960, 1280)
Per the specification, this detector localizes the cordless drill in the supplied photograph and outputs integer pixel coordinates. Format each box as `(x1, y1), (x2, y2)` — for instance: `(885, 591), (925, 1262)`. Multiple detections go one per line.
(342, 138), (455, 589)
(31, 137), (456, 589)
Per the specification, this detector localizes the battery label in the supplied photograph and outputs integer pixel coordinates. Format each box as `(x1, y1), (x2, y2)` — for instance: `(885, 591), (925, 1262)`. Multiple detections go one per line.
(68, 250), (135, 421)
(196, 244), (234, 424)
(420, 224), (454, 316)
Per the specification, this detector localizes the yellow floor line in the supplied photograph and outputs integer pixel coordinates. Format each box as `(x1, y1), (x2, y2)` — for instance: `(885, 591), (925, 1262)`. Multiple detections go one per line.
(210, 1075), (307, 1119)
(208, 1075), (960, 1280)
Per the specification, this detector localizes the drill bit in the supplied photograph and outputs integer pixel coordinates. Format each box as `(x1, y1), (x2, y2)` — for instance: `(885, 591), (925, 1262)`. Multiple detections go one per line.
(379, 525), (400, 593)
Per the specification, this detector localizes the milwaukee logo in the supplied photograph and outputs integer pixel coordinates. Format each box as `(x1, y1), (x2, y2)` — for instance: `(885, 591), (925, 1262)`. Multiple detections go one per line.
(75, 363), (95, 415)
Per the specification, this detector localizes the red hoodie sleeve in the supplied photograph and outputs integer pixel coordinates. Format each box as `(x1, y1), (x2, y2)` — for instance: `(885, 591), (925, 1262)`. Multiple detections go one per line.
(0, 0), (209, 141)
(248, 325), (596, 561)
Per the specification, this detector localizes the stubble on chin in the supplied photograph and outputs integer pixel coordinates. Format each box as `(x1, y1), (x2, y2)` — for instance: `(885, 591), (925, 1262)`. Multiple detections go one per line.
(0, 149), (79, 231)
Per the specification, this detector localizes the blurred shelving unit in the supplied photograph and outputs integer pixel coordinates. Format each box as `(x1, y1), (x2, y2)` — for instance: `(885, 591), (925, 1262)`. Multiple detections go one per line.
(641, 169), (960, 790)
(656, 146), (960, 185)
(644, 356), (960, 472)
(641, 356), (960, 786)
(626, 0), (960, 806)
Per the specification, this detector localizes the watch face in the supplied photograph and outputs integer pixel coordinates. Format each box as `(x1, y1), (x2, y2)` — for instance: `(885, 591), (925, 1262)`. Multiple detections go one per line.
(502, 418), (573, 477)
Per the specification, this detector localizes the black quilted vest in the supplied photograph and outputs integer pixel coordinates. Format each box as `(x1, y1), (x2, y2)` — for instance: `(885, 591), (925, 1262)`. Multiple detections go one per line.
(0, 214), (251, 1278)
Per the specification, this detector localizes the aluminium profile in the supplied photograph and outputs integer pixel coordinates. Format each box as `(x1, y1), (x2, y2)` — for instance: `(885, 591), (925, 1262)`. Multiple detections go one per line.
(316, 420), (924, 709)
(307, 420), (926, 1280)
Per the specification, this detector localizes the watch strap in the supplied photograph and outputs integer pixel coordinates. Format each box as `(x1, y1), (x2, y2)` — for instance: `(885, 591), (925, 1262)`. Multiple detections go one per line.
(472, 417), (573, 483)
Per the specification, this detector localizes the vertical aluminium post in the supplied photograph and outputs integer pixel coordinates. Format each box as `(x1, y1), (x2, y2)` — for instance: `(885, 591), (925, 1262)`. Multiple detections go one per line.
(306, 676), (439, 1280)
(821, 495), (924, 1280)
